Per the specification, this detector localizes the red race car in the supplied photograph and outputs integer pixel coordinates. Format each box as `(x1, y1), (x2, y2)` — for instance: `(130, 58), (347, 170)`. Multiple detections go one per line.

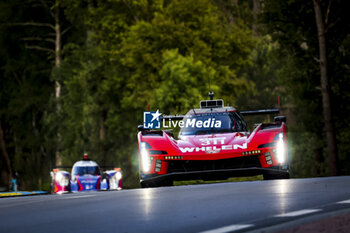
(137, 94), (289, 187)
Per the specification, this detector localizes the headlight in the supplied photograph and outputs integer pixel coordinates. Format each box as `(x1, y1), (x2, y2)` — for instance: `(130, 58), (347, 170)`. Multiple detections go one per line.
(108, 171), (122, 190)
(56, 172), (63, 182)
(276, 133), (286, 164)
(55, 172), (69, 187)
(116, 172), (122, 180)
(140, 142), (151, 172)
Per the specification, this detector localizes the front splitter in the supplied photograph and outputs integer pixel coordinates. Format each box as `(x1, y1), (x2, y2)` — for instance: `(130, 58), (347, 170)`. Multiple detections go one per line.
(141, 167), (289, 185)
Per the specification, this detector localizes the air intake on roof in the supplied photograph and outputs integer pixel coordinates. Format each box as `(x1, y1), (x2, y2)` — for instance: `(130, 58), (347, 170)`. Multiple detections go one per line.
(200, 99), (224, 109)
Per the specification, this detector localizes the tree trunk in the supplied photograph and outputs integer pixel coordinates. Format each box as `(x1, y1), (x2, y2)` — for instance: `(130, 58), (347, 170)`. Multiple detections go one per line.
(99, 116), (106, 142)
(55, 1), (62, 166)
(252, 0), (260, 35)
(100, 115), (106, 164)
(0, 120), (13, 183)
(55, 3), (61, 99)
(313, 0), (338, 176)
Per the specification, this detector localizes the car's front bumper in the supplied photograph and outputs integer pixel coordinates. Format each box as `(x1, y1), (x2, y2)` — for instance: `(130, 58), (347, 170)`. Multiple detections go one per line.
(140, 166), (289, 185)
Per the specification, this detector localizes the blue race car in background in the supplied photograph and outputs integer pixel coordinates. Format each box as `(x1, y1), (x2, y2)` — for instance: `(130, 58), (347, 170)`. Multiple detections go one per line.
(50, 154), (122, 194)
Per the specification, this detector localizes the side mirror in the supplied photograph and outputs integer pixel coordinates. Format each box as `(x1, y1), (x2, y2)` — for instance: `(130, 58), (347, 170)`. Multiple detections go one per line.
(138, 125), (144, 131)
(274, 116), (286, 123)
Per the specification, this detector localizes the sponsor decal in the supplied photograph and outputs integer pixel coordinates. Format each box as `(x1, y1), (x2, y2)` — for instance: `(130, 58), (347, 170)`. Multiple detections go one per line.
(178, 136), (247, 153)
(80, 180), (96, 184)
(162, 118), (221, 128)
(179, 143), (247, 153)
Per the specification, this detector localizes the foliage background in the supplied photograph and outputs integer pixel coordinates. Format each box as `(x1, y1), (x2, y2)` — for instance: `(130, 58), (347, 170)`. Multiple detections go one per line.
(0, 0), (349, 190)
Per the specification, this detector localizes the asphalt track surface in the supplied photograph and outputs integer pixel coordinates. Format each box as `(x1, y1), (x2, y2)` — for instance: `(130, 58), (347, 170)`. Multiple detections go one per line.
(1, 176), (350, 233)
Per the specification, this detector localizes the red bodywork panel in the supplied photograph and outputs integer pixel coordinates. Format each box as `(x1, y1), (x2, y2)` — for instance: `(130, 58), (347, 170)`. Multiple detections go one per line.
(138, 122), (288, 177)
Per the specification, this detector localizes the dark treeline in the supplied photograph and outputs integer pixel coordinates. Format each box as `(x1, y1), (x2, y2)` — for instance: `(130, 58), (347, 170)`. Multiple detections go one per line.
(0, 0), (349, 190)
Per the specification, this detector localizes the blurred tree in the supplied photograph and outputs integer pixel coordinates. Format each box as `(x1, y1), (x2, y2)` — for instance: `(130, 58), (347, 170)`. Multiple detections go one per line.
(0, 0), (54, 189)
(117, 0), (254, 110)
(57, 0), (147, 187)
(313, 0), (337, 175)
(155, 49), (217, 114)
(89, 0), (255, 187)
(0, 120), (13, 185)
(261, 0), (350, 176)
(0, 0), (83, 189)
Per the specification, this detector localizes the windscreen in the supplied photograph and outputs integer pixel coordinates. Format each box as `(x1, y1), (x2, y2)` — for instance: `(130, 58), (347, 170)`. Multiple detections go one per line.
(179, 112), (247, 136)
(73, 166), (101, 176)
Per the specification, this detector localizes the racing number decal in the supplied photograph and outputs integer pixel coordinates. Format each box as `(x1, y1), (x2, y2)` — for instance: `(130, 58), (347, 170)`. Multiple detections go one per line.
(199, 137), (226, 145)
(179, 136), (247, 153)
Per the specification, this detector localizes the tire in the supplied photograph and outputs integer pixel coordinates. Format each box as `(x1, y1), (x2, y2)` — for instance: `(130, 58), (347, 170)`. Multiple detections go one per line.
(263, 173), (290, 180)
(50, 178), (55, 194)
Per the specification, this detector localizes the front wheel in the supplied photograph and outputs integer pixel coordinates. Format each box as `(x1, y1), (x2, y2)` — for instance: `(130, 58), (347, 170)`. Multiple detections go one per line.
(50, 173), (55, 194)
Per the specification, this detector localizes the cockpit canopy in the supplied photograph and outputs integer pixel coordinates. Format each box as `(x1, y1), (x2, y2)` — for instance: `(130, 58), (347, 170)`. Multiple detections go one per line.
(179, 109), (247, 136)
(72, 160), (101, 176)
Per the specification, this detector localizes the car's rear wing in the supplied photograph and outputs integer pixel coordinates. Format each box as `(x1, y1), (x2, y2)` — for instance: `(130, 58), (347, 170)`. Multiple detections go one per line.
(52, 166), (71, 171)
(240, 109), (280, 116)
(241, 109), (286, 123)
(52, 165), (119, 171)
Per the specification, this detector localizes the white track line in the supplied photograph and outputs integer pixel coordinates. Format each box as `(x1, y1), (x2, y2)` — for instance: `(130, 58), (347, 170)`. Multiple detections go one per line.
(337, 199), (350, 204)
(275, 209), (321, 217)
(62, 195), (96, 199)
(199, 224), (253, 233)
